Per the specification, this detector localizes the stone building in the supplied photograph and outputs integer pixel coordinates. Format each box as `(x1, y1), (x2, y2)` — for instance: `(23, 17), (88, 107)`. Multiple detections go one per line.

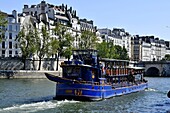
(131, 35), (168, 61)
(98, 28), (132, 59)
(0, 10), (21, 58)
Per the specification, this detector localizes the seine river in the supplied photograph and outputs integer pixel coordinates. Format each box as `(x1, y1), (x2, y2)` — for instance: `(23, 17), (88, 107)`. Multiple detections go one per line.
(0, 77), (170, 113)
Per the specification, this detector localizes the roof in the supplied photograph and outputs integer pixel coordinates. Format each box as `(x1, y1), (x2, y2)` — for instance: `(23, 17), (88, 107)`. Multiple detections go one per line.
(55, 15), (69, 21)
(8, 15), (14, 18)
(127, 66), (144, 70)
(100, 58), (129, 62)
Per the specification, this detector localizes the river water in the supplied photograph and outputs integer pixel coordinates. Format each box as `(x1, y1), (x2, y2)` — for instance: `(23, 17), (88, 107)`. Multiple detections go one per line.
(0, 77), (169, 113)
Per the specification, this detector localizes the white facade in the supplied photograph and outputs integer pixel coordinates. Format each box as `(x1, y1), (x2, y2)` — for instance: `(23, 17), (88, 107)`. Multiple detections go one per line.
(22, 1), (78, 26)
(79, 19), (96, 32)
(132, 36), (168, 61)
(0, 10), (20, 57)
(141, 42), (151, 61)
(98, 28), (132, 59)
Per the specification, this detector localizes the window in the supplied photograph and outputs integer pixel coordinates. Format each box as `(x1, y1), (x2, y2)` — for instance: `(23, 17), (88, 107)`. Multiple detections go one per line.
(9, 25), (12, 31)
(18, 18), (21, 23)
(15, 44), (18, 49)
(8, 18), (13, 23)
(16, 35), (18, 39)
(2, 50), (5, 54)
(2, 50), (5, 57)
(9, 42), (12, 49)
(9, 33), (12, 39)
(2, 41), (5, 48)
(15, 51), (18, 55)
(16, 25), (18, 31)
(9, 50), (12, 57)
(9, 50), (12, 54)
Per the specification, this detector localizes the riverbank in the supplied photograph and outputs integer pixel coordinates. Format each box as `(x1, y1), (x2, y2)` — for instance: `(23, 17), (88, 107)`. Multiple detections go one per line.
(0, 70), (61, 79)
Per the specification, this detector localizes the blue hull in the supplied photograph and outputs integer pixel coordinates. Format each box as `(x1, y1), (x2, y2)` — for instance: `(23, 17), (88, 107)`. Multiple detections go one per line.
(54, 82), (148, 101)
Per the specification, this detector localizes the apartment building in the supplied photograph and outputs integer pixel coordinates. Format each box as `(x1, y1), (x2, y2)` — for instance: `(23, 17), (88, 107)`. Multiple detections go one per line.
(98, 28), (132, 59)
(131, 35), (168, 61)
(79, 19), (96, 32)
(0, 10), (20, 58)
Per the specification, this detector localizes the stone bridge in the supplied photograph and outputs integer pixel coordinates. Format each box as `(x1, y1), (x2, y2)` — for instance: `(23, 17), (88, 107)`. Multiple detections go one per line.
(139, 61), (170, 77)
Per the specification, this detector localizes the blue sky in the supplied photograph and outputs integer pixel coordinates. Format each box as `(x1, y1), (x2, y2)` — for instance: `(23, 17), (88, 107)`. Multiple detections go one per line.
(1, 0), (170, 40)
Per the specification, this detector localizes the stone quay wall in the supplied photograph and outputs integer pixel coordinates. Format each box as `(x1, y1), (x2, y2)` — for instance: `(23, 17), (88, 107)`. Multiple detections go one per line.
(0, 58), (65, 71)
(0, 70), (62, 79)
(0, 58), (65, 79)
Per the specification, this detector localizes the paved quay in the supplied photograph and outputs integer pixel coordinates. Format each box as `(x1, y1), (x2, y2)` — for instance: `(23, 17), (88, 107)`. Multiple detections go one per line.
(0, 70), (61, 79)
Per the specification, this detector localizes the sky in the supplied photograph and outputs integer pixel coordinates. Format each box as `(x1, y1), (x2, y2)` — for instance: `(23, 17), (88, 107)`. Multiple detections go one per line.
(1, 0), (170, 40)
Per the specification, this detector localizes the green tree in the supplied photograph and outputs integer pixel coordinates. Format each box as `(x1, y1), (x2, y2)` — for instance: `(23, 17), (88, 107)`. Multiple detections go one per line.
(108, 42), (117, 59)
(164, 54), (170, 61)
(53, 23), (74, 70)
(35, 26), (52, 70)
(96, 42), (110, 58)
(97, 42), (129, 60)
(0, 11), (7, 42)
(120, 47), (129, 60)
(79, 30), (99, 49)
(60, 32), (74, 60)
(17, 25), (37, 69)
(47, 37), (59, 58)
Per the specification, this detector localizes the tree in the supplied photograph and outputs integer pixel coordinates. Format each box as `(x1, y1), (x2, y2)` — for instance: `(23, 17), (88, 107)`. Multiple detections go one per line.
(53, 23), (74, 70)
(0, 11), (7, 42)
(120, 46), (129, 60)
(17, 25), (37, 69)
(114, 45), (122, 59)
(164, 54), (170, 61)
(61, 32), (74, 60)
(96, 42), (110, 58)
(35, 26), (53, 70)
(79, 30), (99, 49)
(108, 42), (117, 59)
(96, 42), (129, 60)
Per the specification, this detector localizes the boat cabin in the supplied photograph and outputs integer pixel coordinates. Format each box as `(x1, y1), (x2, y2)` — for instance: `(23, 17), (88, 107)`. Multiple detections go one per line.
(99, 58), (129, 76)
(72, 49), (98, 67)
(60, 49), (101, 83)
(99, 58), (145, 85)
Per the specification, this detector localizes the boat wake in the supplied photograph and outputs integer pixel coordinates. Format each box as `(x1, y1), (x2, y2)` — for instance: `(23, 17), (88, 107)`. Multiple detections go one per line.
(145, 88), (157, 92)
(0, 100), (79, 113)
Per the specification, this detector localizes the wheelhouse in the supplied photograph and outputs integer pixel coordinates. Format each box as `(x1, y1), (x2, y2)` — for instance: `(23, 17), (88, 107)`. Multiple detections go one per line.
(60, 49), (101, 83)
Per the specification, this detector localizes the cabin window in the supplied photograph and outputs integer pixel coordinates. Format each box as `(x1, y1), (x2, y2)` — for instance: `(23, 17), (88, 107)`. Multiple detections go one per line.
(66, 67), (80, 76)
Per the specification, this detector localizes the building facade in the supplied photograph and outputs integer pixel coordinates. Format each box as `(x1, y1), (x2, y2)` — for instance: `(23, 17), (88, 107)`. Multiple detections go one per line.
(131, 35), (168, 61)
(98, 28), (132, 59)
(0, 10), (20, 58)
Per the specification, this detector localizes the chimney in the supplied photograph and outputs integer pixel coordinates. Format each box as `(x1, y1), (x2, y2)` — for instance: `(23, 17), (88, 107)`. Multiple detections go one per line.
(24, 5), (29, 9)
(12, 10), (18, 23)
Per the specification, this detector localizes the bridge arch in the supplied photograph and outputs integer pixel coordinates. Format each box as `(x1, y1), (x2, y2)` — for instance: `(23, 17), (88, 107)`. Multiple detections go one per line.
(145, 67), (160, 76)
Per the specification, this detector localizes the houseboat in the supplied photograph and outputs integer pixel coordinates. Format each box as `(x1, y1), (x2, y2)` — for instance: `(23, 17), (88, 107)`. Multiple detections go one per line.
(45, 49), (148, 101)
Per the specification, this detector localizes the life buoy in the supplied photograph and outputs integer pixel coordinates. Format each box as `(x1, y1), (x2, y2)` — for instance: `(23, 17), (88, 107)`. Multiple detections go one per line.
(75, 89), (82, 96)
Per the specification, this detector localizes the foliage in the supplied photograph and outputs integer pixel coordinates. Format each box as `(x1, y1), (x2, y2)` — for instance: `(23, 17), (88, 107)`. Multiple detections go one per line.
(164, 54), (170, 61)
(79, 30), (99, 49)
(0, 12), (7, 42)
(35, 27), (50, 58)
(35, 26), (55, 70)
(53, 23), (74, 70)
(60, 32), (74, 59)
(17, 25), (37, 59)
(96, 42), (110, 58)
(48, 37), (59, 57)
(120, 46), (129, 60)
(53, 23), (67, 55)
(17, 25), (37, 69)
(96, 42), (129, 60)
